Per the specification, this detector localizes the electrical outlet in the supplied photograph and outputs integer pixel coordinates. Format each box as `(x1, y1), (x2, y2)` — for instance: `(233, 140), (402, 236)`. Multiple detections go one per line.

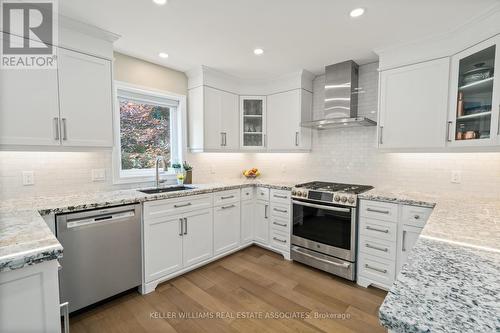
(22, 171), (34, 186)
(91, 169), (106, 182)
(451, 170), (462, 184)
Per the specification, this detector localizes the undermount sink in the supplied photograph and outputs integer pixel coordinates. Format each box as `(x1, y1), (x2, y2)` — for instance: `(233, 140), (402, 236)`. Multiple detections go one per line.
(139, 185), (196, 194)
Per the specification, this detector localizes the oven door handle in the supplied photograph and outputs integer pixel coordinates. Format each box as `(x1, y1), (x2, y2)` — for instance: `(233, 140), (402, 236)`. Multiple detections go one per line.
(292, 200), (350, 213)
(292, 246), (351, 269)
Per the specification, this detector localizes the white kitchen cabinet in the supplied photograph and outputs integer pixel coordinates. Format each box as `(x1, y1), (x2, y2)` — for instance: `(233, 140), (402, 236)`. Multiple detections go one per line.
(213, 202), (241, 255)
(182, 208), (214, 267)
(0, 68), (61, 146)
(143, 214), (183, 283)
(0, 260), (61, 333)
(254, 199), (270, 245)
(267, 89), (312, 151)
(240, 96), (267, 149)
(241, 198), (254, 244)
(378, 58), (450, 149)
(447, 36), (500, 147)
(57, 48), (113, 147)
(396, 224), (423, 275)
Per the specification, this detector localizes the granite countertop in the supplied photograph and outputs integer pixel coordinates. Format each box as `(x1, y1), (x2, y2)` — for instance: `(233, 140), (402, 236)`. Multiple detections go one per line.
(360, 188), (500, 333)
(0, 181), (295, 273)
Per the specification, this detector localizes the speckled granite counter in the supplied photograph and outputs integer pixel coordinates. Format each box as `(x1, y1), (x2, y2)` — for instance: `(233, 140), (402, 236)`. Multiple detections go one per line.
(359, 189), (500, 333)
(0, 181), (295, 272)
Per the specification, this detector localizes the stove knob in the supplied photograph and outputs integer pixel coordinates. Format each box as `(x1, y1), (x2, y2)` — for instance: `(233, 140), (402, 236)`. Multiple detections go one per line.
(296, 191), (302, 197)
(348, 197), (355, 204)
(302, 191), (308, 197)
(292, 190), (297, 196)
(334, 195), (341, 202)
(341, 196), (347, 203)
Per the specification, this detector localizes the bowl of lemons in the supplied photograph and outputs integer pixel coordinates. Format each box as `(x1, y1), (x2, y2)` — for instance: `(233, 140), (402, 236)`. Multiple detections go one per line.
(242, 168), (261, 179)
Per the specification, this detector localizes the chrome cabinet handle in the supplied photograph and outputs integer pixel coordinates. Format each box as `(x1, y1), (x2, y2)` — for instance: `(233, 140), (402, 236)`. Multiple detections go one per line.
(221, 204), (235, 209)
(273, 237), (286, 243)
(224, 132), (227, 146)
(379, 126), (384, 145)
(174, 202), (192, 208)
(367, 208), (390, 214)
(365, 264), (387, 274)
(274, 194), (288, 199)
(273, 208), (287, 213)
(273, 221), (287, 227)
(292, 200), (350, 213)
(414, 215), (420, 220)
(61, 118), (68, 140)
(53, 117), (60, 141)
(366, 243), (389, 252)
(402, 230), (407, 252)
(264, 204), (268, 218)
(447, 121), (453, 142)
(221, 195), (235, 200)
(263, 134), (266, 147)
(221, 132), (224, 146)
(183, 218), (187, 235)
(295, 131), (299, 146)
(179, 218), (183, 236)
(60, 302), (69, 333)
(366, 226), (389, 233)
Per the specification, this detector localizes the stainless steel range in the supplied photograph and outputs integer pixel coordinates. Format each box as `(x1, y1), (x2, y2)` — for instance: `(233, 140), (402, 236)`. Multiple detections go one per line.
(291, 181), (373, 281)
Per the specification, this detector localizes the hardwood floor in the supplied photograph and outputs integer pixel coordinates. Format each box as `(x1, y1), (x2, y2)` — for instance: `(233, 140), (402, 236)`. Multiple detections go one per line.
(70, 246), (388, 333)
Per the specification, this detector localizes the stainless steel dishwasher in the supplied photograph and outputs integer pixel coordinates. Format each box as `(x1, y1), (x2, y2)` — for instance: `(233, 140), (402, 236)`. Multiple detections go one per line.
(56, 204), (141, 313)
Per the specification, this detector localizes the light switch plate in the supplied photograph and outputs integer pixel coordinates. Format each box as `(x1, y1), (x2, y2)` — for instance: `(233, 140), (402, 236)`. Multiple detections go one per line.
(22, 171), (34, 186)
(91, 169), (106, 182)
(451, 170), (462, 184)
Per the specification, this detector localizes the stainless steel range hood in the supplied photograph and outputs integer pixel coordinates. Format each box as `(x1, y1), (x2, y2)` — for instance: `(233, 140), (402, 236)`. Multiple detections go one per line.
(301, 60), (376, 129)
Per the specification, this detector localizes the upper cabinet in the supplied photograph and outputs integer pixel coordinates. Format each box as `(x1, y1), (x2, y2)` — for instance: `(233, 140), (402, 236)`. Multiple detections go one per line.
(188, 86), (239, 152)
(240, 96), (266, 150)
(187, 66), (314, 153)
(378, 58), (450, 149)
(447, 36), (500, 147)
(267, 89), (312, 151)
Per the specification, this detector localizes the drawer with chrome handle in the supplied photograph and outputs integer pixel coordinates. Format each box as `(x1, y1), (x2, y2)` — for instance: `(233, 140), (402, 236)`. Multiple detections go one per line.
(270, 189), (291, 204)
(271, 203), (290, 218)
(270, 216), (289, 232)
(359, 200), (398, 222)
(401, 205), (432, 228)
(241, 187), (254, 201)
(144, 194), (212, 218)
(257, 187), (270, 201)
(359, 234), (396, 261)
(359, 217), (397, 242)
(214, 189), (240, 206)
(358, 254), (395, 287)
(270, 229), (289, 251)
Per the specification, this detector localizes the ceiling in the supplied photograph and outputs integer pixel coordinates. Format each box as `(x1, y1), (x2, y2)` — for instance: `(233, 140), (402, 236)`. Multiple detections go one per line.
(60, 0), (499, 79)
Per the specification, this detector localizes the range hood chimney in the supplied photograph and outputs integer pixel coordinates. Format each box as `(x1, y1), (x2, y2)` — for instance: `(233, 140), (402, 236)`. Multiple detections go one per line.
(301, 60), (376, 129)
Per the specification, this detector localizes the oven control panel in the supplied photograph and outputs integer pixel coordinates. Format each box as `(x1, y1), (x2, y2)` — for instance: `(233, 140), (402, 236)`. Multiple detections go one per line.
(292, 188), (357, 207)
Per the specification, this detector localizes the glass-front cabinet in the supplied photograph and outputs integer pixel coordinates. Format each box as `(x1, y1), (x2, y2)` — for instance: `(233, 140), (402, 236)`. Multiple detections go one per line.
(240, 96), (266, 149)
(448, 36), (500, 146)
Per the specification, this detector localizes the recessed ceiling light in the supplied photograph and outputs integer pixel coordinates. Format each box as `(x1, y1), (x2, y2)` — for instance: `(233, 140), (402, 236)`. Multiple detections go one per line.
(158, 52), (169, 58)
(253, 48), (264, 55)
(153, 0), (167, 5)
(350, 8), (365, 18)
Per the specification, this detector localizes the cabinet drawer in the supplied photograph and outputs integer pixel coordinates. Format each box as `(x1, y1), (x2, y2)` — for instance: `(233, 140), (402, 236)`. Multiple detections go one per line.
(359, 200), (398, 222)
(256, 187), (270, 201)
(271, 203), (290, 219)
(241, 187), (254, 201)
(270, 189), (291, 204)
(359, 235), (396, 261)
(359, 218), (397, 242)
(214, 189), (240, 206)
(401, 205), (432, 228)
(144, 194), (212, 219)
(270, 216), (289, 233)
(270, 229), (289, 252)
(358, 254), (395, 288)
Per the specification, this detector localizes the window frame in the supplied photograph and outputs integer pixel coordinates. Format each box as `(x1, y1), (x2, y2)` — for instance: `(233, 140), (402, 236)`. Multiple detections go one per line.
(112, 81), (187, 185)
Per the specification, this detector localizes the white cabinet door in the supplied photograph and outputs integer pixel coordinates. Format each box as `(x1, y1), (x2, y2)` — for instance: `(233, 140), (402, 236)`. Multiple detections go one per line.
(299, 90), (313, 150)
(267, 90), (300, 150)
(379, 58), (450, 149)
(57, 48), (113, 147)
(213, 202), (241, 256)
(240, 96), (267, 149)
(182, 209), (213, 267)
(144, 215), (183, 283)
(220, 90), (239, 150)
(254, 200), (269, 245)
(396, 224), (422, 274)
(241, 199), (254, 244)
(0, 68), (60, 146)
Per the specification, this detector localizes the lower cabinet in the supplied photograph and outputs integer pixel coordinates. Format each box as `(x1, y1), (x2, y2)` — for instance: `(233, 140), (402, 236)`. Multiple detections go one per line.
(182, 209), (214, 267)
(213, 202), (241, 256)
(357, 199), (432, 290)
(241, 197), (254, 244)
(254, 200), (270, 245)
